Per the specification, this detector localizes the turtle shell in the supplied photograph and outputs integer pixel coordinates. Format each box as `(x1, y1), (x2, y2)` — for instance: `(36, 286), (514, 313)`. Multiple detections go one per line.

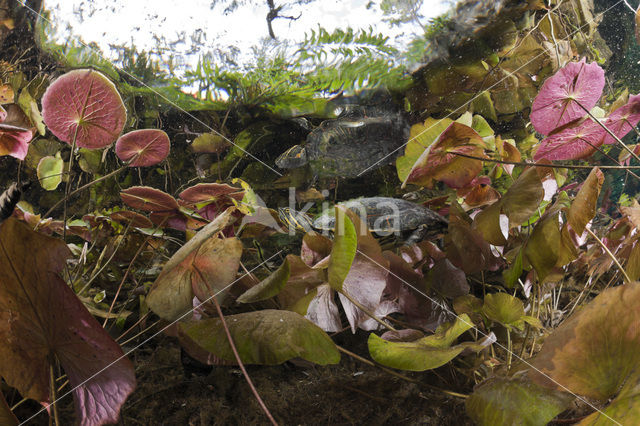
(276, 107), (409, 178)
(313, 197), (448, 234)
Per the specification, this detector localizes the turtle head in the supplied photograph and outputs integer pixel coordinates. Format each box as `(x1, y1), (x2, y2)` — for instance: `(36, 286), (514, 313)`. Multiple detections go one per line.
(275, 144), (308, 169)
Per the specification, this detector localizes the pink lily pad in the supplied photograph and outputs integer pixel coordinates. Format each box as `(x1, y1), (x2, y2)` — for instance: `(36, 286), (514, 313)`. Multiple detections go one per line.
(530, 59), (605, 136)
(109, 210), (153, 228)
(601, 94), (640, 144)
(178, 183), (244, 203)
(115, 129), (170, 167)
(41, 69), (126, 148)
(534, 119), (606, 161)
(120, 186), (179, 212)
(0, 123), (33, 160)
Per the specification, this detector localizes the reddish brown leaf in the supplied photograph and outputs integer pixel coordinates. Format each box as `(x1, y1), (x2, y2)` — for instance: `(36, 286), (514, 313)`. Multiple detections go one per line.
(120, 186), (179, 212)
(0, 219), (135, 425)
(534, 119), (605, 161)
(115, 129), (170, 167)
(0, 123), (33, 160)
(567, 167), (603, 234)
(404, 122), (486, 189)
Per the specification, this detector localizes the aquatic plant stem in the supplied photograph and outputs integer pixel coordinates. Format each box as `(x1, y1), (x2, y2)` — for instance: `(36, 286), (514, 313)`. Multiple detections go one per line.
(449, 152), (640, 170)
(339, 289), (396, 332)
(49, 360), (59, 426)
(61, 129), (80, 242)
(336, 345), (468, 399)
(43, 164), (128, 219)
(210, 294), (278, 426)
(585, 227), (631, 283)
(192, 265), (277, 425)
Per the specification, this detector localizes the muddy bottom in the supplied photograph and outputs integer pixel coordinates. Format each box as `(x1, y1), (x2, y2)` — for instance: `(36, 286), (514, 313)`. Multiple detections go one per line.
(10, 332), (471, 425)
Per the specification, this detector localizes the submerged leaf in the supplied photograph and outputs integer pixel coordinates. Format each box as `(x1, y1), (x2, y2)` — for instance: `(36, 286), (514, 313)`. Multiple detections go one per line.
(0, 219), (136, 426)
(0, 123), (32, 160)
(530, 59), (605, 135)
(567, 167), (603, 234)
(178, 310), (340, 365)
(466, 376), (573, 426)
(327, 206), (357, 292)
(531, 283), (640, 401)
(120, 186), (179, 212)
(534, 119), (605, 161)
(36, 154), (64, 191)
(115, 129), (170, 167)
(237, 258), (290, 303)
(368, 314), (485, 371)
(41, 69), (126, 148)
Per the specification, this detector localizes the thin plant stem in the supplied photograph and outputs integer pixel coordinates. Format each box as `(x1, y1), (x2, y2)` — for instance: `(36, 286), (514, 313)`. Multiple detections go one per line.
(336, 345), (468, 399)
(43, 164), (128, 219)
(193, 266), (278, 426)
(576, 101), (640, 164)
(585, 227), (631, 283)
(49, 360), (60, 426)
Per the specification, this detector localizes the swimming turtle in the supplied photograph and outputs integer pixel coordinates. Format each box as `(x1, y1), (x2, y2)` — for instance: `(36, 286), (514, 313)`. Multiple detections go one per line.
(279, 197), (448, 244)
(275, 106), (409, 178)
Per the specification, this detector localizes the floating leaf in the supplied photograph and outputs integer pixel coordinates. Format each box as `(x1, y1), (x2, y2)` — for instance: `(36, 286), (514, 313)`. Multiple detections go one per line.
(368, 314), (489, 371)
(567, 167), (603, 234)
(120, 186), (179, 212)
(41, 69), (126, 148)
(404, 122), (486, 189)
(37, 153), (64, 191)
(466, 376), (573, 426)
(0, 219), (136, 426)
(178, 309), (340, 365)
(115, 129), (170, 167)
(530, 59), (605, 135)
(237, 258), (290, 303)
(0, 123), (32, 160)
(531, 283), (640, 401)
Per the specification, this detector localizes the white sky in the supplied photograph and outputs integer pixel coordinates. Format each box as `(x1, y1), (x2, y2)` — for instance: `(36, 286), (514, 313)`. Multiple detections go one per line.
(44, 0), (452, 71)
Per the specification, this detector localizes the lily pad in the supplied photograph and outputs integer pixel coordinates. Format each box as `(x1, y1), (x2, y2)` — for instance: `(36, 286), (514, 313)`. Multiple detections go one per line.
(120, 186), (179, 212)
(178, 309), (340, 365)
(36, 153), (64, 191)
(115, 129), (170, 167)
(530, 59), (605, 136)
(41, 69), (126, 148)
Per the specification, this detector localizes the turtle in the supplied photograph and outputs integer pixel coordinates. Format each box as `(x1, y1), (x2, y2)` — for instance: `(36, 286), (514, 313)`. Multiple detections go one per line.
(275, 106), (409, 179)
(279, 197), (448, 244)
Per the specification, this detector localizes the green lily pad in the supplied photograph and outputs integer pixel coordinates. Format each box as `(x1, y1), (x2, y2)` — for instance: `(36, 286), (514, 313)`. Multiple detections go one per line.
(482, 292), (527, 330)
(178, 309), (340, 365)
(466, 376), (574, 426)
(37, 153), (64, 191)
